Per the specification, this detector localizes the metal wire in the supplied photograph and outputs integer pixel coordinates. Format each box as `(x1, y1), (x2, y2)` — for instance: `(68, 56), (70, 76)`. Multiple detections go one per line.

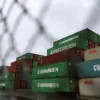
(0, 0), (55, 66)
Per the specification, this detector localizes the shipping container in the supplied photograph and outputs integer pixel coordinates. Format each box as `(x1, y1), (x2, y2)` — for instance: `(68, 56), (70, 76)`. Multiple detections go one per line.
(79, 78), (100, 97)
(21, 60), (33, 67)
(32, 61), (76, 79)
(11, 61), (22, 73)
(84, 46), (100, 61)
(88, 40), (98, 49)
(16, 53), (43, 61)
(21, 66), (32, 89)
(33, 55), (43, 61)
(98, 35), (100, 44)
(39, 48), (84, 66)
(33, 61), (38, 67)
(53, 28), (98, 47)
(15, 73), (21, 80)
(4, 72), (15, 81)
(16, 53), (34, 60)
(14, 79), (21, 89)
(77, 59), (100, 78)
(48, 38), (88, 55)
(5, 81), (14, 90)
(20, 80), (27, 89)
(32, 77), (77, 93)
(0, 81), (6, 89)
(87, 30), (98, 43)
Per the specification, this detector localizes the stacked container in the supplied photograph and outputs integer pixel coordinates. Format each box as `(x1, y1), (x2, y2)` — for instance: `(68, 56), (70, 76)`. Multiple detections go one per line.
(0, 66), (15, 90)
(32, 47), (83, 95)
(47, 28), (99, 55)
(10, 61), (23, 89)
(77, 47), (100, 98)
(16, 53), (43, 89)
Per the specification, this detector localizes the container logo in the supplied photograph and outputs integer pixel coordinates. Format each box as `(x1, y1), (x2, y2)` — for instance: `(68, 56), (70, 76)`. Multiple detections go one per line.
(59, 36), (79, 45)
(37, 83), (59, 88)
(89, 49), (97, 54)
(93, 64), (100, 71)
(38, 68), (58, 74)
(84, 81), (94, 84)
(50, 43), (76, 54)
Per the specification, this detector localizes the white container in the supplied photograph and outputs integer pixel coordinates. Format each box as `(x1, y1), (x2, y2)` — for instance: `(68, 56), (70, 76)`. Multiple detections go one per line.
(80, 96), (100, 100)
(84, 47), (100, 61)
(79, 77), (100, 97)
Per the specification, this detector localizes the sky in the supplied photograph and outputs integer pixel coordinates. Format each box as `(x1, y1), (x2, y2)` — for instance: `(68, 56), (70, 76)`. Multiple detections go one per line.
(0, 0), (100, 65)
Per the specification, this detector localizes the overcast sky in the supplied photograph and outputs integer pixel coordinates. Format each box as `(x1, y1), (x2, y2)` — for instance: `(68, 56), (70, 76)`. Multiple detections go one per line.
(0, 0), (100, 65)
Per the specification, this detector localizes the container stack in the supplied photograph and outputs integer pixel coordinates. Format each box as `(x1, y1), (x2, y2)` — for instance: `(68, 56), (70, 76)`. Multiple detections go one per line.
(10, 61), (23, 89)
(0, 28), (100, 99)
(77, 47), (100, 99)
(47, 28), (99, 55)
(15, 53), (43, 89)
(32, 47), (84, 96)
(0, 66), (15, 90)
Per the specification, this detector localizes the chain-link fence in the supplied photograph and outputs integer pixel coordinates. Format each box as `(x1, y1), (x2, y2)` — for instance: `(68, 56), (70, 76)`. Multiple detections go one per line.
(0, 0), (56, 66)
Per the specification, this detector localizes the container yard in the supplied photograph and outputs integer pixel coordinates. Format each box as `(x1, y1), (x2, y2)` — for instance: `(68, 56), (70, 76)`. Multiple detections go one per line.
(0, 28), (100, 100)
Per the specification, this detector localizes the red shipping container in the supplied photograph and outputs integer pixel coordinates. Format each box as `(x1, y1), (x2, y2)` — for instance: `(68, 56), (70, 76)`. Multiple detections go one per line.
(88, 40), (98, 49)
(29, 67), (32, 74)
(9, 66), (22, 73)
(39, 47), (84, 66)
(21, 60), (32, 66)
(20, 80), (27, 89)
(33, 54), (38, 61)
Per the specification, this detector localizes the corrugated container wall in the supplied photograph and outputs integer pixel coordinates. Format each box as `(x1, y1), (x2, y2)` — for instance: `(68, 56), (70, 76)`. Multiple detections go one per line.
(32, 78), (77, 93)
(32, 61), (74, 79)
(77, 59), (100, 78)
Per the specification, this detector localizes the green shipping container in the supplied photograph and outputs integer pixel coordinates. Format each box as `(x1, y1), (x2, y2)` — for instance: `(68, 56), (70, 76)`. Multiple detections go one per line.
(47, 38), (88, 55)
(0, 82), (6, 89)
(16, 53), (33, 60)
(77, 59), (100, 78)
(33, 61), (38, 67)
(98, 35), (100, 44)
(88, 29), (98, 43)
(5, 81), (14, 90)
(5, 73), (15, 81)
(53, 28), (98, 47)
(0, 72), (15, 81)
(32, 61), (73, 79)
(32, 78), (77, 93)
(37, 55), (43, 61)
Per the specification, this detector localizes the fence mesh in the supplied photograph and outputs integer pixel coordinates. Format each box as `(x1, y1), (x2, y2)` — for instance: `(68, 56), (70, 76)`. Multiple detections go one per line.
(0, 0), (56, 66)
